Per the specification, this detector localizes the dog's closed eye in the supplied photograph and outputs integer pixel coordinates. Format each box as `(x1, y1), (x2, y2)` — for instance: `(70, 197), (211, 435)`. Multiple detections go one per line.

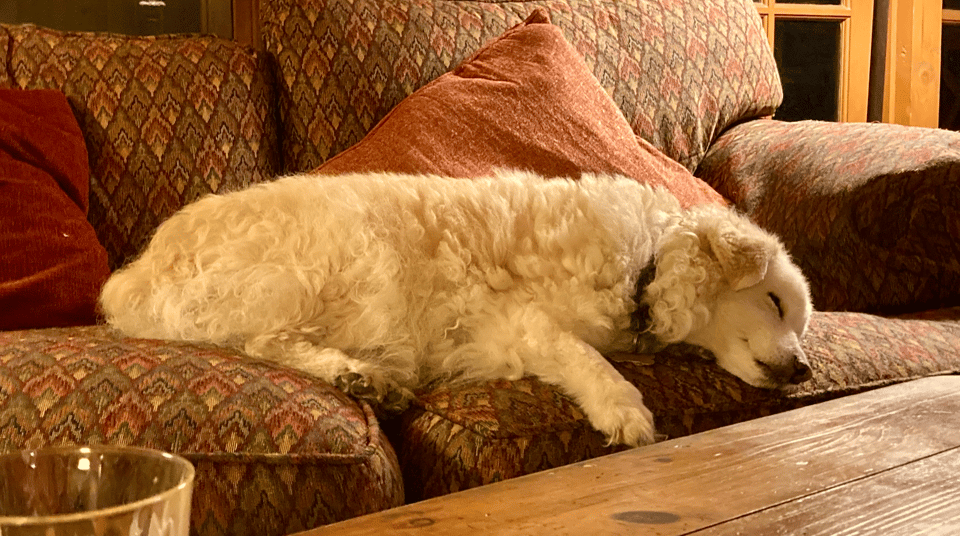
(768, 292), (784, 319)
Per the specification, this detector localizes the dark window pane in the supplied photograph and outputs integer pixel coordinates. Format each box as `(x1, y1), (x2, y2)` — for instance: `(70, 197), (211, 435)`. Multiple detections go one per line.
(945, 0), (960, 10)
(941, 24), (960, 131)
(776, 0), (842, 4)
(774, 19), (842, 121)
(0, 0), (203, 36)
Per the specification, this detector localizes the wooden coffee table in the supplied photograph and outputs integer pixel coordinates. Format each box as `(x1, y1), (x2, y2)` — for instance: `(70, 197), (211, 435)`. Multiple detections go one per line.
(293, 375), (960, 535)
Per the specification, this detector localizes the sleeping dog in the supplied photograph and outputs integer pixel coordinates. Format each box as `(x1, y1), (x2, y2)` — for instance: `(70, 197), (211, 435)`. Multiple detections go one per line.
(100, 171), (812, 446)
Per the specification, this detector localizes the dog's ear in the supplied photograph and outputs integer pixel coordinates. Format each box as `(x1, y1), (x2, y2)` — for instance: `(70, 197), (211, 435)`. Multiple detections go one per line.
(702, 221), (777, 291)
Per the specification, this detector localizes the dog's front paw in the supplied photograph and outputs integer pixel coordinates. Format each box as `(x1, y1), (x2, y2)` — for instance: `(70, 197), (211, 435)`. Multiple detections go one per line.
(600, 405), (656, 448)
(586, 384), (657, 448)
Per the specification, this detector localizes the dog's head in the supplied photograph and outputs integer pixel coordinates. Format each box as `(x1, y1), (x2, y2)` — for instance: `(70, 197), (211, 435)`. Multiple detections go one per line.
(642, 206), (813, 389)
(686, 245), (813, 388)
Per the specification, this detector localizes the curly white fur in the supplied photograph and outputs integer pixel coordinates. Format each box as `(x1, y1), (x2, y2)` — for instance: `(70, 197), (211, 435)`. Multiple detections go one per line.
(100, 171), (812, 447)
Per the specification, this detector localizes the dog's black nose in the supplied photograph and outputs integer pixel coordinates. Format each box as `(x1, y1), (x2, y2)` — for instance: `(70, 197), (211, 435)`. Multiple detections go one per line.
(758, 354), (812, 385)
(790, 359), (812, 384)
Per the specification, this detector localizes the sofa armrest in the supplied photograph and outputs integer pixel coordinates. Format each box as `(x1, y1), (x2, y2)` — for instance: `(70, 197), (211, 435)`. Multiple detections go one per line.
(696, 119), (960, 314)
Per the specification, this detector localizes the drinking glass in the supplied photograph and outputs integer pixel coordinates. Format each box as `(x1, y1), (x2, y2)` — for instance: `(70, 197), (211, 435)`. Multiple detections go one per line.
(0, 445), (194, 536)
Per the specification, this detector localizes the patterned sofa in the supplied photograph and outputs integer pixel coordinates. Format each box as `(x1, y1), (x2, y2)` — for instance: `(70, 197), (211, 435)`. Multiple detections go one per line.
(2, 0), (959, 534)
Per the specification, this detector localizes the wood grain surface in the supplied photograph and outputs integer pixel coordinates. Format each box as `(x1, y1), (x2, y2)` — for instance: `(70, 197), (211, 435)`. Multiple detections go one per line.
(292, 375), (960, 536)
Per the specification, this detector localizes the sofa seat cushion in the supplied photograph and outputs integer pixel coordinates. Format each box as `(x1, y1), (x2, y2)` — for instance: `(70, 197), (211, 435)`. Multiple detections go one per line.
(0, 326), (404, 536)
(0, 23), (281, 270)
(0, 88), (110, 330)
(697, 119), (960, 314)
(394, 310), (960, 500)
(262, 0), (781, 173)
(394, 377), (627, 503)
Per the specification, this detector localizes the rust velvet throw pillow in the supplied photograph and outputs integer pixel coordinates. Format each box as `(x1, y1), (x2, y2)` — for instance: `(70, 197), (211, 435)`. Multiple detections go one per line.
(0, 89), (110, 330)
(315, 10), (725, 209)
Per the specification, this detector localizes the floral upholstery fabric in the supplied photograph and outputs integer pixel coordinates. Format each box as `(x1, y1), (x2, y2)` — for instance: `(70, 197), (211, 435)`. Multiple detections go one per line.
(261, 0), (781, 174)
(0, 24), (281, 270)
(697, 119), (960, 314)
(0, 327), (404, 536)
(395, 309), (960, 499)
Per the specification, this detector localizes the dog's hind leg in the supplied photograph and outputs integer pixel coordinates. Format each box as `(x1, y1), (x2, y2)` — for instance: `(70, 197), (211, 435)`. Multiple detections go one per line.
(250, 335), (415, 414)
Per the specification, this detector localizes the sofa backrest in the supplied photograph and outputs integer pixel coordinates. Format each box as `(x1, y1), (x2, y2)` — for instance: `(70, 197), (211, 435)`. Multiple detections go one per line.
(0, 24), (281, 270)
(261, 0), (782, 175)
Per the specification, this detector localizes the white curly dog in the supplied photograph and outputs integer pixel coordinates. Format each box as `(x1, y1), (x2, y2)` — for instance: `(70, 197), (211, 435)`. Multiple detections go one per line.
(100, 171), (812, 447)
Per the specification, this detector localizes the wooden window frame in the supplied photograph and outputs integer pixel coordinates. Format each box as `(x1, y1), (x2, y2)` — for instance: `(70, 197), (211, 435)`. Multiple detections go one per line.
(202, 0), (235, 40)
(754, 0), (874, 123)
(232, 0), (261, 49)
(942, 7), (960, 130)
(882, 0), (942, 127)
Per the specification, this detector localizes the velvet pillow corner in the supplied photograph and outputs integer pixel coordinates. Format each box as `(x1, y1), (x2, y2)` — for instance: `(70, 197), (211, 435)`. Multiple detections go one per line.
(313, 9), (726, 209)
(0, 88), (111, 330)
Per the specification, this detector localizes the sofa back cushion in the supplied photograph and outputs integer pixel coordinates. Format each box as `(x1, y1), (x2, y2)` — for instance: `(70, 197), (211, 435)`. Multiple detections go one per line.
(262, 0), (781, 174)
(315, 10), (726, 208)
(0, 24), (281, 270)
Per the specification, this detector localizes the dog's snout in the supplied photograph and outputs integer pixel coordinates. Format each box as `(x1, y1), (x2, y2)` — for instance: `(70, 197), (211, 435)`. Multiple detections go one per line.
(756, 353), (812, 386)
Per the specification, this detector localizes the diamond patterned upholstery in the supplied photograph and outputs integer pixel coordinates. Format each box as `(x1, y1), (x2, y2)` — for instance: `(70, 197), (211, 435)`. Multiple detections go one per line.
(0, 24), (281, 269)
(396, 309), (960, 500)
(698, 119), (960, 314)
(0, 327), (404, 536)
(261, 0), (782, 174)
(1, 0), (959, 533)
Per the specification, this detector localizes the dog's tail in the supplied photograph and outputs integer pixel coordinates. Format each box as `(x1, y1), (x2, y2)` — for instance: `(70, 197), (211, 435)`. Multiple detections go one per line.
(98, 194), (236, 342)
(99, 258), (168, 339)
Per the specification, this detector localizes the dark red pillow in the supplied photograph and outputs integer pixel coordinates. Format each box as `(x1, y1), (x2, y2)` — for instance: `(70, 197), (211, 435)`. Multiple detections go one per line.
(315, 10), (725, 209)
(0, 88), (110, 329)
